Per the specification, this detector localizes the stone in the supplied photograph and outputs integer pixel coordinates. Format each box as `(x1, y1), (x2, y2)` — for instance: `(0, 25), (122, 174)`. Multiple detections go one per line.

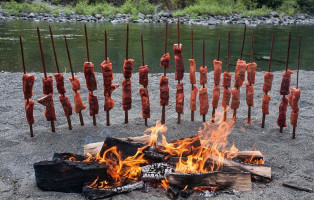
(116, 13), (122, 18)
(143, 19), (149, 23)
(270, 11), (279, 18)
(138, 12), (145, 19)
(95, 14), (102, 19)
(111, 19), (121, 24)
(28, 12), (35, 18)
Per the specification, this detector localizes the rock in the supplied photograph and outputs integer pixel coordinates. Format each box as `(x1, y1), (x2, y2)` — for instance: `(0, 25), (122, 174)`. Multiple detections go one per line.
(133, 19), (143, 23)
(270, 11), (279, 18)
(143, 19), (149, 23)
(116, 13), (122, 18)
(95, 14), (102, 19)
(161, 12), (171, 18)
(208, 20), (217, 25)
(138, 13), (145, 19)
(28, 12), (35, 18)
(111, 19), (121, 24)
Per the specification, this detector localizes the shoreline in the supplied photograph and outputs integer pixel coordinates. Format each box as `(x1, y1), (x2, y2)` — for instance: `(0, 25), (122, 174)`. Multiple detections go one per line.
(1, 11), (314, 26)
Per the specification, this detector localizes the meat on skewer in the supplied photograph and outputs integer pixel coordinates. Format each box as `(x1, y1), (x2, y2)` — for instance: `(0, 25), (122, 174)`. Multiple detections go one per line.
(83, 62), (97, 91)
(277, 96), (288, 127)
(289, 87), (301, 112)
(123, 59), (134, 79)
(122, 78), (132, 111)
(190, 85), (198, 111)
(200, 66), (208, 85)
(212, 85), (220, 109)
(263, 72), (274, 93)
(222, 72), (231, 89)
(101, 59), (113, 88)
(189, 59), (196, 85)
(213, 60), (222, 86)
(160, 76), (169, 106)
(160, 53), (170, 69)
(176, 83), (184, 114)
(199, 87), (209, 115)
(280, 69), (294, 95)
(69, 76), (81, 92)
(222, 88), (231, 107)
(139, 65), (149, 87)
(74, 92), (87, 113)
(173, 44), (184, 81)
(139, 88), (150, 119)
(234, 60), (247, 88)
(59, 95), (72, 117)
(231, 88), (240, 110)
(88, 92), (99, 116)
(53, 73), (66, 96)
(247, 62), (257, 85)
(246, 83), (254, 106)
(23, 74), (35, 99)
(25, 100), (35, 125)
(290, 111), (298, 127)
(37, 94), (57, 121)
(262, 94), (271, 115)
(43, 76), (53, 95)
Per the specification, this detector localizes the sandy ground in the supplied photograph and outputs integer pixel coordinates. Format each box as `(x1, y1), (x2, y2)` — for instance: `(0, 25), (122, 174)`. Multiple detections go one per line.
(0, 70), (313, 200)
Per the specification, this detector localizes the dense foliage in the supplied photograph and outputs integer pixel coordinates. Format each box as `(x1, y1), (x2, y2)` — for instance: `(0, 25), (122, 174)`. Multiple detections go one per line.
(1, 0), (313, 16)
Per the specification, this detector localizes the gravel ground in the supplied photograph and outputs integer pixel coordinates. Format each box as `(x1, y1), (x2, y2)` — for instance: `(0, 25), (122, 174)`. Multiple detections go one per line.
(0, 71), (313, 199)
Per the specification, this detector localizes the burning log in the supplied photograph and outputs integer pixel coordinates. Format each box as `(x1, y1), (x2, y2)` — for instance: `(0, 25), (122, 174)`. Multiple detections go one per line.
(141, 163), (173, 182)
(83, 181), (144, 200)
(34, 153), (108, 193)
(166, 171), (252, 191)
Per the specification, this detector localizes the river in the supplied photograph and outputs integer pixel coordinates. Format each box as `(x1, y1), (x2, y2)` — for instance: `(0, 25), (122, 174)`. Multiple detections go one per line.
(0, 20), (313, 73)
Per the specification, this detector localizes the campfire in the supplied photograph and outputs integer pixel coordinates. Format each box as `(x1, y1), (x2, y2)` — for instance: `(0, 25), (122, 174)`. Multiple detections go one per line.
(34, 115), (271, 199)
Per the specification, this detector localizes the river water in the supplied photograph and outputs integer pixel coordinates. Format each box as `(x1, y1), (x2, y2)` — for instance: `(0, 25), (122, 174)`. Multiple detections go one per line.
(0, 20), (313, 73)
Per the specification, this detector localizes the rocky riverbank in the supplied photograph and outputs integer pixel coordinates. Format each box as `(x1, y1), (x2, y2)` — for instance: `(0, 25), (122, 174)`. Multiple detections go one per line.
(1, 9), (314, 26)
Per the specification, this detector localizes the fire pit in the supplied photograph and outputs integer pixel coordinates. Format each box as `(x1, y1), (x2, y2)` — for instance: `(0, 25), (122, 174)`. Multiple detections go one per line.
(34, 119), (271, 199)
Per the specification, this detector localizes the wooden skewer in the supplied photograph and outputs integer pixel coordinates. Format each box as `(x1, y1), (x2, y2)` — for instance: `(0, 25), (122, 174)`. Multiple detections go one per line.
(262, 34), (274, 128)
(125, 24), (129, 124)
(37, 27), (55, 132)
(84, 24), (96, 126)
(20, 36), (34, 137)
(177, 18), (181, 124)
(37, 27), (47, 79)
(202, 39), (206, 122)
(141, 33), (148, 126)
(191, 28), (194, 122)
(161, 21), (168, 124)
(247, 31), (254, 124)
(49, 25), (60, 73)
(234, 25), (247, 119)
(104, 30), (110, 126)
(64, 36), (84, 126)
(224, 31), (231, 122)
(49, 26), (72, 130)
(292, 36), (301, 139)
(212, 36), (221, 122)
(280, 32), (292, 133)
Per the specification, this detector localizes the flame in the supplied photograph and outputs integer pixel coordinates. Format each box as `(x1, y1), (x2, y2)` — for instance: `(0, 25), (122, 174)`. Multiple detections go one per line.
(160, 179), (169, 190)
(193, 186), (219, 192)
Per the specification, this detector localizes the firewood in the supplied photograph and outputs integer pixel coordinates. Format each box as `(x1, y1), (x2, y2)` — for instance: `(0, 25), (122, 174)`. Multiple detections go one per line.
(167, 184), (180, 199)
(34, 154), (108, 193)
(283, 182), (313, 193)
(83, 181), (144, 200)
(166, 171), (252, 191)
(141, 163), (173, 182)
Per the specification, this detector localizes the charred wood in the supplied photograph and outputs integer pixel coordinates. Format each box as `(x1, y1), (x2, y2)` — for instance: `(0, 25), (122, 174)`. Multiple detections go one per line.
(141, 163), (173, 182)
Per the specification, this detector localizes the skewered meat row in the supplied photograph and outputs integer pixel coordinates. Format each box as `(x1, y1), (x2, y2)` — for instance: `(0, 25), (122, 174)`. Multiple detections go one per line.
(263, 72), (274, 93)
(221, 89), (231, 107)
(213, 60), (222, 85)
(173, 44), (184, 81)
(200, 66), (208, 85)
(176, 83), (184, 114)
(160, 76), (169, 106)
(122, 78), (132, 111)
(262, 94), (271, 115)
(280, 70), (294, 95)
(139, 65), (149, 87)
(189, 59), (196, 85)
(246, 83), (254, 106)
(59, 95), (72, 117)
(247, 62), (257, 85)
(139, 88), (150, 119)
(23, 74), (35, 99)
(212, 85), (220, 108)
(199, 87), (209, 115)
(190, 86), (198, 111)
(231, 88), (240, 109)
(160, 53), (170, 68)
(277, 96), (288, 127)
(123, 59), (134, 79)
(37, 94), (56, 121)
(54, 73), (66, 95)
(234, 60), (247, 88)
(25, 100), (35, 125)
(289, 87), (301, 127)
(43, 76), (53, 95)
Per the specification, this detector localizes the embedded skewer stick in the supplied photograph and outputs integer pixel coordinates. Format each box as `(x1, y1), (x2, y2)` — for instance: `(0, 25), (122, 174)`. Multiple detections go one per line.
(49, 25), (72, 130)
(104, 30), (110, 126)
(292, 36), (301, 139)
(202, 40), (206, 122)
(223, 31), (231, 122)
(64, 36), (85, 126)
(177, 18), (181, 124)
(37, 27), (55, 132)
(279, 32), (292, 133)
(160, 21), (169, 124)
(190, 28), (195, 122)
(84, 24), (98, 126)
(247, 31), (255, 124)
(261, 34), (274, 128)
(212, 36), (221, 123)
(20, 36), (34, 137)
(233, 25), (246, 120)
